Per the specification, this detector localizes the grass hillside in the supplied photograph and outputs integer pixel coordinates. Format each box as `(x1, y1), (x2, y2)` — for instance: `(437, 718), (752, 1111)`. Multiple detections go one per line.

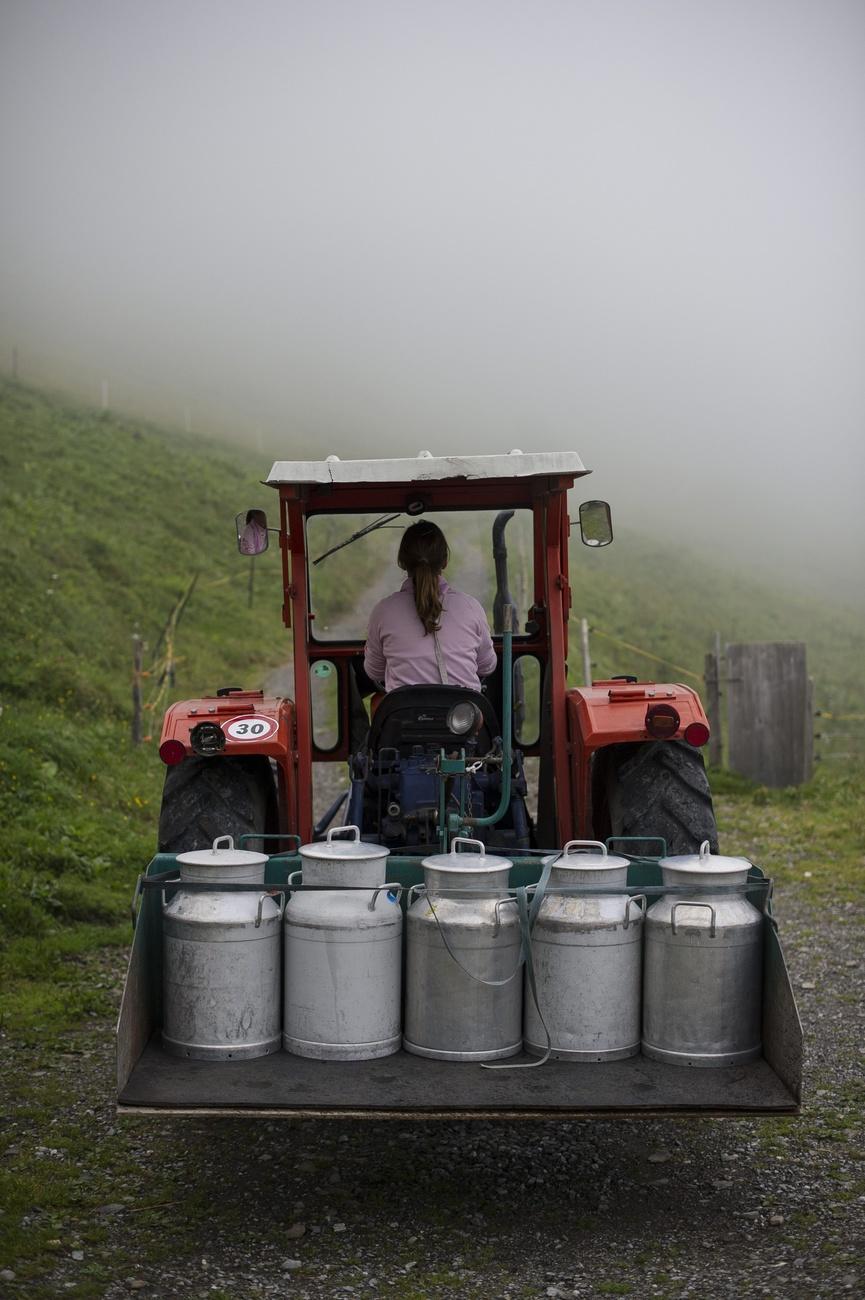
(1, 379), (863, 1035)
(571, 529), (865, 719)
(0, 381), (294, 1032)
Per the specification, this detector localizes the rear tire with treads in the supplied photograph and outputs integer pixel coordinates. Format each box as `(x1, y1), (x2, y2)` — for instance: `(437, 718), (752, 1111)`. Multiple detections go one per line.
(603, 740), (719, 856)
(157, 756), (274, 854)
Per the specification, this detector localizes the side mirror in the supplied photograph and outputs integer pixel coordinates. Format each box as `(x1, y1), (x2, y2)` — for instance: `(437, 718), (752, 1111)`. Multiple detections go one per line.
(236, 509), (270, 555)
(577, 500), (613, 548)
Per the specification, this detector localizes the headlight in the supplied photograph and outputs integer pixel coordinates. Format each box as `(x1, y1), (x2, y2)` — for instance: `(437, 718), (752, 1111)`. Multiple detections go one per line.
(446, 701), (483, 737)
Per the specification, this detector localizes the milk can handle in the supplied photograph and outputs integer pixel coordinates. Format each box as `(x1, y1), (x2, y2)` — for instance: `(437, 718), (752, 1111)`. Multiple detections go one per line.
(561, 839), (607, 857)
(451, 837), (486, 855)
(326, 825), (360, 842)
(671, 901), (717, 938)
(623, 894), (647, 929)
(699, 840), (712, 861)
(287, 870), (303, 887)
(212, 835), (235, 852)
(492, 896), (518, 936)
(255, 891), (285, 928)
(368, 883), (404, 911)
(407, 884), (427, 907)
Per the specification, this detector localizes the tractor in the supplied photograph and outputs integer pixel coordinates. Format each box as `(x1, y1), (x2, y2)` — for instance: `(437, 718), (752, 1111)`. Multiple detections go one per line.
(156, 450), (717, 859)
(117, 451), (801, 1118)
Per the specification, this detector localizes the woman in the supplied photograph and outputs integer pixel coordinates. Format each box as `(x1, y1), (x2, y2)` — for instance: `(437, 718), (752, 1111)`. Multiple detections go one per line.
(364, 521), (497, 692)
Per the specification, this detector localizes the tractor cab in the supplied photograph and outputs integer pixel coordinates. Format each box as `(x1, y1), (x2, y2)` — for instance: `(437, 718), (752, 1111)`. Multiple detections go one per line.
(254, 450), (601, 853)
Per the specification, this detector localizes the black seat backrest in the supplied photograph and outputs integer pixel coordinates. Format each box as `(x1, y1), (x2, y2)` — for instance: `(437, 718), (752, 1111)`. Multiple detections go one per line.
(367, 684), (501, 756)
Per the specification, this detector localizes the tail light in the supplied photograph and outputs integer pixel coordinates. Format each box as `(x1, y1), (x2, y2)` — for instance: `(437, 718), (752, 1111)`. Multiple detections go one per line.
(684, 721), (710, 747)
(159, 738), (187, 766)
(645, 703), (680, 739)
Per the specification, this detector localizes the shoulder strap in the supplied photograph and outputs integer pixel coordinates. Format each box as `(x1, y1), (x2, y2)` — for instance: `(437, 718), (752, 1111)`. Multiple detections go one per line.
(432, 631), (450, 685)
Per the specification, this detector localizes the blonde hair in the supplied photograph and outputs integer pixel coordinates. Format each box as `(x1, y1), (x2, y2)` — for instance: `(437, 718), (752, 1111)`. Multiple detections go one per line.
(398, 521), (449, 634)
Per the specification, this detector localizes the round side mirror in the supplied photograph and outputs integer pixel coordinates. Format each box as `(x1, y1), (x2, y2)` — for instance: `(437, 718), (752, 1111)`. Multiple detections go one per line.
(236, 509), (269, 555)
(577, 500), (613, 548)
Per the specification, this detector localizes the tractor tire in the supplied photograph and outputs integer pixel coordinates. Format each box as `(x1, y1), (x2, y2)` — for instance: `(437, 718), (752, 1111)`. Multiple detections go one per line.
(603, 740), (719, 857)
(157, 756), (274, 854)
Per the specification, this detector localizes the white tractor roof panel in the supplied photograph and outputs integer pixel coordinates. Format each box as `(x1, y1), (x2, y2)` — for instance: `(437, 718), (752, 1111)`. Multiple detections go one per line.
(266, 450), (589, 486)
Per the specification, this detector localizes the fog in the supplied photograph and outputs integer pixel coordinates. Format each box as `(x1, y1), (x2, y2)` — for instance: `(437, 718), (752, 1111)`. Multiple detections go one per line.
(1, 1), (863, 603)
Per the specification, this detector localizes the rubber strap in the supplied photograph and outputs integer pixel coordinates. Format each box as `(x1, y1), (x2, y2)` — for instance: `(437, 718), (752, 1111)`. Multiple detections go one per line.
(482, 885), (551, 1071)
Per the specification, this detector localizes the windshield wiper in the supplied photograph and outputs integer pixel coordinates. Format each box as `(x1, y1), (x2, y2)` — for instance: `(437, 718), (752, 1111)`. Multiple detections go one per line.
(312, 513), (403, 566)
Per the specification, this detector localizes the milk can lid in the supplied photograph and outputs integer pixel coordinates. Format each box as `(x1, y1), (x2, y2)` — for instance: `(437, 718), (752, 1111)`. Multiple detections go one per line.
(176, 835), (269, 868)
(659, 839), (753, 875)
(422, 836), (512, 874)
(299, 825), (390, 861)
(542, 839), (630, 871)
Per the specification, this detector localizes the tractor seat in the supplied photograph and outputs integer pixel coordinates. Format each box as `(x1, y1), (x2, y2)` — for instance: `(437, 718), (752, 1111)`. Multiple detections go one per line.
(367, 684), (500, 757)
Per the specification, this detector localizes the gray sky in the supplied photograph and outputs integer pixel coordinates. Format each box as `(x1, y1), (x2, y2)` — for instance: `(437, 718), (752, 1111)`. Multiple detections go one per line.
(1, 0), (863, 601)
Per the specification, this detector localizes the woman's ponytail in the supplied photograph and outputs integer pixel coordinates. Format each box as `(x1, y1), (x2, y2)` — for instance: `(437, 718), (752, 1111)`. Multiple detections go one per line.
(398, 521), (449, 635)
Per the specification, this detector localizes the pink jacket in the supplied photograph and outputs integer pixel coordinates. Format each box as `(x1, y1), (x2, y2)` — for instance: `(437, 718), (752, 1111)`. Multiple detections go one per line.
(364, 578), (497, 693)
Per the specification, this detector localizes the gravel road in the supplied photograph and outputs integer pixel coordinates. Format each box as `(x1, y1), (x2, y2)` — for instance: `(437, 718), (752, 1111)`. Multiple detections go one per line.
(4, 790), (863, 1299)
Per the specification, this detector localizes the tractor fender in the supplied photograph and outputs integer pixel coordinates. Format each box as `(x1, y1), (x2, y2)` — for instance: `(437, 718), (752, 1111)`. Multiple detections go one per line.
(566, 680), (712, 843)
(158, 689), (295, 763)
(566, 679), (710, 751)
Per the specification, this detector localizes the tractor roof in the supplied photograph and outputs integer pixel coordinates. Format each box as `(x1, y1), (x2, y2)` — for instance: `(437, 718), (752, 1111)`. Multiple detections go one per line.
(266, 450), (589, 487)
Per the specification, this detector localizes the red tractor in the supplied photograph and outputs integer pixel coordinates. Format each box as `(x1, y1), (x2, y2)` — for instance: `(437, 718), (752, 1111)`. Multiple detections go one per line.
(117, 452), (800, 1118)
(156, 450), (717, 858)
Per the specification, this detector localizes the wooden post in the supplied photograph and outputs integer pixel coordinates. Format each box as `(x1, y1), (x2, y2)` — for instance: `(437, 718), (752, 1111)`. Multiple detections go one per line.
(131, 633), (143, 745)
(726, 642), (811, 786)
(803, 675), (814, 781)
(580, 617), (592, 686)
(704, 631), (723, 768)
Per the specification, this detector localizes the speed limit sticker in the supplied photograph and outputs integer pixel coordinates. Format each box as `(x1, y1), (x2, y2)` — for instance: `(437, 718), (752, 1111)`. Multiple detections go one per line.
(223, 715), (279, 742)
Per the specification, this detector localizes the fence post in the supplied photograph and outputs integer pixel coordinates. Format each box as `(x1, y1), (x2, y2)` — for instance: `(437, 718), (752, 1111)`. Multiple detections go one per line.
(131, 632), (143, 745)
(704, 631), (723, 767)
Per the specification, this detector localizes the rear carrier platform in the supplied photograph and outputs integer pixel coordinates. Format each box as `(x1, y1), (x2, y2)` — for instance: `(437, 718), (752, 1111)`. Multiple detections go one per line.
(117, 853), (803, 1118)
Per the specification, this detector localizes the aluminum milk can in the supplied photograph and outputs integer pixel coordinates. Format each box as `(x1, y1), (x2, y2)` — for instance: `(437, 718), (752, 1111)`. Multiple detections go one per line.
(524, 840), (644, 1061)
(643, 840), (763, 1067)
(162, 835), (282, 1060)
(404, 837), (522, 1061)
(283, 826), (401, 1060)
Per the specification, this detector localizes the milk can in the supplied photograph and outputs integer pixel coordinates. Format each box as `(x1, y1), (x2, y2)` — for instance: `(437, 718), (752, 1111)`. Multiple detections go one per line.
(283, 826), (402, 1060)
(404, 837), (522, 1061)
(524, 840), (645, 1061)
(162, 835), (282, 1060)
(643, 840), (764, 1067)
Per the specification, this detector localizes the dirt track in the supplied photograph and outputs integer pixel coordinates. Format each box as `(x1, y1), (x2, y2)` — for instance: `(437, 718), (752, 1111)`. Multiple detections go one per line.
(5, 807), (863, 1299)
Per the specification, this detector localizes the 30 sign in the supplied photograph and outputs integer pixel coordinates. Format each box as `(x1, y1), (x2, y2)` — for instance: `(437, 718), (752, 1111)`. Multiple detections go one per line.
(223, 715), (278, 742)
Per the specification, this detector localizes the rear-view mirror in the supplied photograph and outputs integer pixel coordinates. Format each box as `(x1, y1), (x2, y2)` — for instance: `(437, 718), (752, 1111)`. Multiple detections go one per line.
(578, 500), (613, 548)
(236, 509), (269, 555)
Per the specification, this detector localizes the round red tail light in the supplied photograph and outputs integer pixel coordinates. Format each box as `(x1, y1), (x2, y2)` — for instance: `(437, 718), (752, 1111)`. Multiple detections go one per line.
(159, 738), (187, 766)
(684, 721), (710, 747)
(645, 703), (680, 739)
